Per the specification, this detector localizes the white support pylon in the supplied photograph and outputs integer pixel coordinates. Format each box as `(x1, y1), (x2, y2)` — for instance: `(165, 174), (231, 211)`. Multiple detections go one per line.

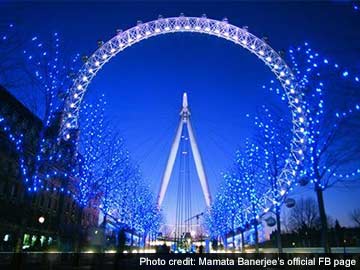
(157, 92), (212, 208)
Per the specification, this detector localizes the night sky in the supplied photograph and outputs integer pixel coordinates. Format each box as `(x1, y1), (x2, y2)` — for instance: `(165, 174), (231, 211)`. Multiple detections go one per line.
(1, 1), (360, 228)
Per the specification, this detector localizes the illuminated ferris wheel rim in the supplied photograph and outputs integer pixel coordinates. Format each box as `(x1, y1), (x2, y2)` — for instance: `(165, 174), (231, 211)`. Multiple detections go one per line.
(60, 15), (307, 215)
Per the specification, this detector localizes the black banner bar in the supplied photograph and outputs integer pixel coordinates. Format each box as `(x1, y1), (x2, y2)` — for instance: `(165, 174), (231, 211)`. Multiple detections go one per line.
(1, 253), (360, 270)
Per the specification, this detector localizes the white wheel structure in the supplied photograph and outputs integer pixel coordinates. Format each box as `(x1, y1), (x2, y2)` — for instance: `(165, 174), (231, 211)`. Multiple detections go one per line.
(60, 15), (307, 217)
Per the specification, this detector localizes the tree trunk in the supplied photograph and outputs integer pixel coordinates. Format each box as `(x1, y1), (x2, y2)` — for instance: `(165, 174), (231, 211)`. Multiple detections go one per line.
(232, 216), (236, 249)
(72, 206), (84, 267)
(232, 232), (236, 249)
(276, 210), (283, 253)
(56, 182), (67, 250)
(240, 230), (245, 252)
(142, 231), (148, 248)
(316, 188), (330, 253)
(222, 234), (228, 249)
(117, 229), (126, 252)
(102, 214), (107, 250)
(74, 206), (84, 252)
(254, 221), (259, 253)
(130, 229), (134, 246)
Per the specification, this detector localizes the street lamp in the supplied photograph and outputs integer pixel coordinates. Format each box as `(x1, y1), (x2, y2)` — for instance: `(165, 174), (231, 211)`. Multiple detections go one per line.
(38, 216), (45, 224)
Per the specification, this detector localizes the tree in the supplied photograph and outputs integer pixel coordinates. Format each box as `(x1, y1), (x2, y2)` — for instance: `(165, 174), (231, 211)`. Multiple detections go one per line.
(110, 165), (162, 247)
(0, 26), (80, 195)
(288, 197), (320, 233)
(251, 104), (292, 252)
(234, 140), (265, 252)
(350, 208), (360, 227)
(205, 191), (232, 248)
(0, 27), (80, 251)
(76, 95), (162, 248)
(205, 170), (247, 249)
(263, 42), (360, 252)
(1, 24), (162, 252)
(205, 140), (265, 252)
(133, 183), (162, 247)
(0, 23), (29, 90)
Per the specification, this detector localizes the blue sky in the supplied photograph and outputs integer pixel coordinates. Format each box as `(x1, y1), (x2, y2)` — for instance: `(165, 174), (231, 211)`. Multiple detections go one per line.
(2, 1), (360, 227)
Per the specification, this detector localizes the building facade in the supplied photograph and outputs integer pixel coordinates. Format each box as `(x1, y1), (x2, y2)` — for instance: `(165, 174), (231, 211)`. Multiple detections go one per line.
(0, 86), (99, 251)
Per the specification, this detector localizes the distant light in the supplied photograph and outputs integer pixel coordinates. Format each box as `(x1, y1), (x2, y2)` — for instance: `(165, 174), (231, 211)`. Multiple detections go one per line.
(342, 71), (349, 77)
(38, 216), (45, 224)
(3, 235), (9, 242)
